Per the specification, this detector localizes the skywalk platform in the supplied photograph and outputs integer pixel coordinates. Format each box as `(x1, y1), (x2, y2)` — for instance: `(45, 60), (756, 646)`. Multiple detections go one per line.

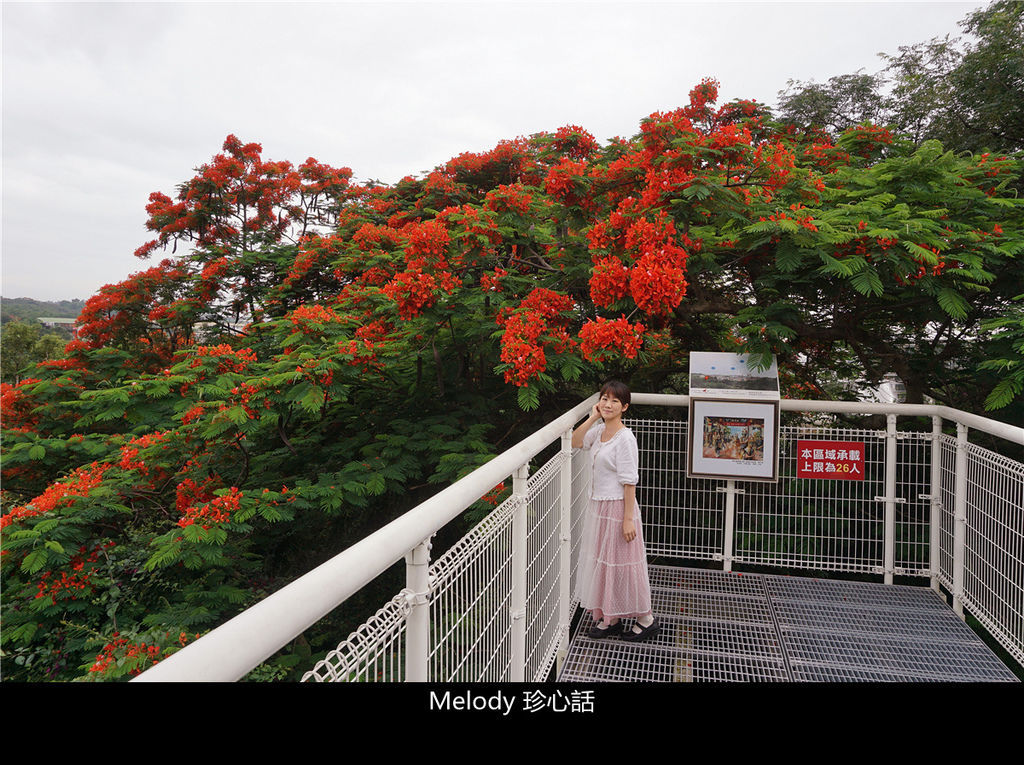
(559, 565), (1018, 682)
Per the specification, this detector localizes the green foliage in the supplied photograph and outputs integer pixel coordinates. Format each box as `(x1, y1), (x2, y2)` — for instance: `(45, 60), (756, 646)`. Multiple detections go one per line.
(979, 295), (1024, 411)
(778, 1), (1024, 155)
(3, 63), (1022, 680)
(0, 321), (68, 383)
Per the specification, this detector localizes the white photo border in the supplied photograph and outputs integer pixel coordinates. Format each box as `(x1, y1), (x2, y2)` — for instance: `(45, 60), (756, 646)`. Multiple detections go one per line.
(687, 398), (779, 482)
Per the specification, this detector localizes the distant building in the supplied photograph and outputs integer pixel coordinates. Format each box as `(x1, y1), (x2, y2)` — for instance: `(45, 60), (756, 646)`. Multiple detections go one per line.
(37, 317), (77, 329)
(873, 373), (907, 404)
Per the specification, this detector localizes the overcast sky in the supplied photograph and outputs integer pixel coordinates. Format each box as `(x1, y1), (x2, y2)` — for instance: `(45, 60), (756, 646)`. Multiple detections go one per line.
(2, 0), (989, 302)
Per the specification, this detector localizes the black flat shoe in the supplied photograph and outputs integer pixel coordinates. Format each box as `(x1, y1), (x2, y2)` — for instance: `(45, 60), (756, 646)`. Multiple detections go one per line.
(621, 617), (660, 642)
(587, 620), (624, 639)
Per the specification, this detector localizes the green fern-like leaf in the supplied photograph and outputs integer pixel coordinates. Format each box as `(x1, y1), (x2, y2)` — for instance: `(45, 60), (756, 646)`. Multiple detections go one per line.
(936, 288), (970, 319)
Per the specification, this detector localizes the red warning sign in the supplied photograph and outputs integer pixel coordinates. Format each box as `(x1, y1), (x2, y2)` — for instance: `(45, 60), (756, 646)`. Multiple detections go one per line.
(796, 440), (865, 481)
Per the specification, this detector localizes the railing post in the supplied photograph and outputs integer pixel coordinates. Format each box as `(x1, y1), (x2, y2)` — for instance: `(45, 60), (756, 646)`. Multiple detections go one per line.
(883, 414), (897, 585)
(511, 462), (530, 681)
(717, 480), (742, 572)
(404, 537), (432, 682)
(928, 416), (942, 593)
(952, 423), (968, 619)
(556, 429), (573, 675)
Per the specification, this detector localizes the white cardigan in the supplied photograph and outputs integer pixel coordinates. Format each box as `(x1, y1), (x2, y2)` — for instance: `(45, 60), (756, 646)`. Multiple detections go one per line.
(581, 421), (640, 500)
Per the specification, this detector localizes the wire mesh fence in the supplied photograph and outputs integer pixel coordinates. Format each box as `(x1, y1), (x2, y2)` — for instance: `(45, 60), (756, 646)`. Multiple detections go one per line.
(304, 409), (1023, 682)
(301, 593), (408, 682)
(525, 454), (568, 681)
(961, 442), (1024, 666)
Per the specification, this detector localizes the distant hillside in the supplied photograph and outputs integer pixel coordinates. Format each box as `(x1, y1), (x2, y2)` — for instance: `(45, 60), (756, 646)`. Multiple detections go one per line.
(1, 297), (85, 325)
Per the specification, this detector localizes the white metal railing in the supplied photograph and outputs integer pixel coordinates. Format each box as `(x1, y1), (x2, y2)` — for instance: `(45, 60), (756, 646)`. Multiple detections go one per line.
(134, 395), (1024, 681)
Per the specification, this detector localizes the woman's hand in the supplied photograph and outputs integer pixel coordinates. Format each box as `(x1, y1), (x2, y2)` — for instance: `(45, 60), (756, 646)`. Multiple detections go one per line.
(572, 402), (604, 448)
(622, 518), (636, 542)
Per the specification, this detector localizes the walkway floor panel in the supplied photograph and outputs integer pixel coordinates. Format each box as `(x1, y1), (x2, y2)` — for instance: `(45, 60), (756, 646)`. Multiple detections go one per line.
(558, 565), (1018, 682)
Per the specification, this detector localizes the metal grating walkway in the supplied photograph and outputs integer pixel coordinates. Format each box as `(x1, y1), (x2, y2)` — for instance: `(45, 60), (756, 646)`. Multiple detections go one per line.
(558, 565), (1019, 682)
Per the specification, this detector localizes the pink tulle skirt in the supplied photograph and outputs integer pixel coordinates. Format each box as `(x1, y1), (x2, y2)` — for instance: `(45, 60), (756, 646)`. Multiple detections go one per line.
(576, 498), (652, 621)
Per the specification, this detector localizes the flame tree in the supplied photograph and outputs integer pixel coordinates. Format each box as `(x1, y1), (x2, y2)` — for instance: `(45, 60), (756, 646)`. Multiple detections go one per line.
(2, 80), (1021, 680)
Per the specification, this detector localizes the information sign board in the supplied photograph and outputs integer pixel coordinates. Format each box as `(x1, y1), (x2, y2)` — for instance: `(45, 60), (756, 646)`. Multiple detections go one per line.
(796, 439), (866, 481)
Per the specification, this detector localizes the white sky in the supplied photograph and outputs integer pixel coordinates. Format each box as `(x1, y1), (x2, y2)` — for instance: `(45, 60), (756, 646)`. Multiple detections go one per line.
(2, 0), (989, 301)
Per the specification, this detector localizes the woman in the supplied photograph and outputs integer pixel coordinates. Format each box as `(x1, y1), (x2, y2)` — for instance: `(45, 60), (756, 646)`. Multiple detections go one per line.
(572, 380), (659, 641)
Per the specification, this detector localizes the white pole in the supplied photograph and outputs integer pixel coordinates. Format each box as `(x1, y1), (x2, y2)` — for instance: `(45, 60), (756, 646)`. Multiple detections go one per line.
(510, 462), (530, 681)
(929, 416), (943, 593)
(883, 414), (897, 585)
(404, 538), (431, 682)
(556, 429), (573, 676)
(721, 480), (738, 572)
(952, 423), (968, 619)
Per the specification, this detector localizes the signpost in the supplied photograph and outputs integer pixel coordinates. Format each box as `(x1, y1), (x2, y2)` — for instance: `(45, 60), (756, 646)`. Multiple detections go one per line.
(687, 352), (780, 483)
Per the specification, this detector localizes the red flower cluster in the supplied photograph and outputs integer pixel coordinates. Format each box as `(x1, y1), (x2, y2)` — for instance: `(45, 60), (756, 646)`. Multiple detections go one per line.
(761, 204), (818, 232)
(180, 404), (206, 425)
(283, 240), (334, 288)
(589, 257), (630, 307)
(175, 477), (218, 514)
(404, 219), (451, 267)
(355, 320), (395, 344)
(0, 380), (41, 430)
(544, 158), (588, 205)
(88, 634), (163, 676)
(518, 288), (573, 319)
(338, 337), (383, 374)
(484, 184), (534, 216)
(686, 77), (720, 116)
(549, 125), (600, 161)
(752, 141), (797, 189)
(480, 267), (508, 293)
(75, 261), (184, 351)
(288, 304), (340, 333)
(352, 222), (406, 252)
(438, 204), (502, 266)
(843, 123), (895, 159)
(802, 140), (850, 172)
(579, 317), (646, 361)
(899, 244), (948, 284)
(481, 482), (507, 507)
(630, 255), (688, 316)
(499, 312), (550, 386)
(442, 136), (542, 187)
(498, 289), (575, 386)
(36, 357), (86, 372)
(34, 543), (112, 604)
(382, 269), (458, 319)
(297, 156), (353, 196)
(36, 569), (94, 604)
(189, 345), (258, 376)
(118, 431), (171, 475)
(620, 214), (690, 315)
(177, 486), (242, 529)
(2, 462), (111, 529)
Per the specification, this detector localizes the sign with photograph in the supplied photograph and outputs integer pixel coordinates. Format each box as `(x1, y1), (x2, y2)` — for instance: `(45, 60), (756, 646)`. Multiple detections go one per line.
(687, 399), (779, 482)
(796, 440), (865, 481)
(687, 351), (781, 483)
(688, 352), (780, 400)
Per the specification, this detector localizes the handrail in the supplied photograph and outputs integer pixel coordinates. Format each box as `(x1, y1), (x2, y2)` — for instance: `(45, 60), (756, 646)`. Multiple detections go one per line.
(134, 394), (1020, 681)
(133, 395), (599, 681)
(631, 394), (1024, 445)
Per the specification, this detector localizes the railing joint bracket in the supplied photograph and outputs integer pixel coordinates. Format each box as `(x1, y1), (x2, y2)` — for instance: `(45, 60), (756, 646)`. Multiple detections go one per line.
(402, 587), (430, 608)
